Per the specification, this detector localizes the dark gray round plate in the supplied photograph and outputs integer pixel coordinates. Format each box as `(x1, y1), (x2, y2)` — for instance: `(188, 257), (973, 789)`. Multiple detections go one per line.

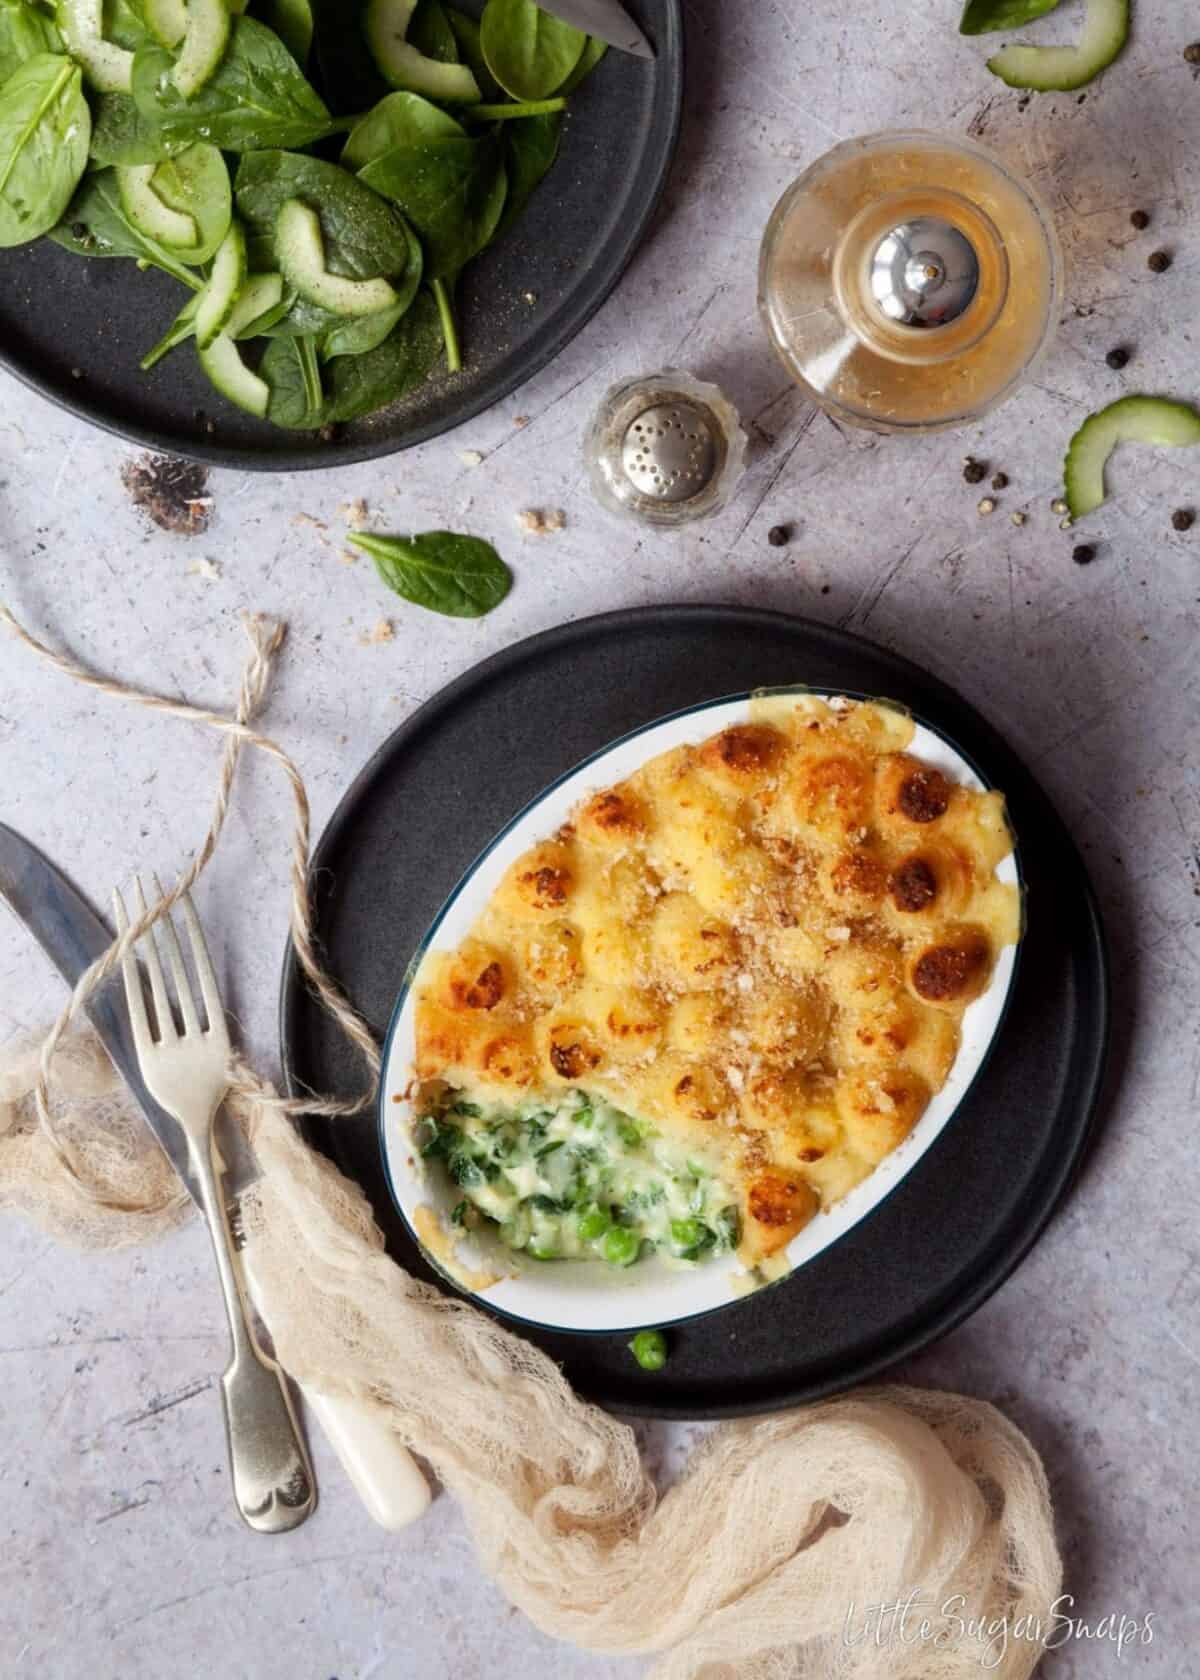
(280, 605), (1110, 1418)
(0, 0), (681, 471)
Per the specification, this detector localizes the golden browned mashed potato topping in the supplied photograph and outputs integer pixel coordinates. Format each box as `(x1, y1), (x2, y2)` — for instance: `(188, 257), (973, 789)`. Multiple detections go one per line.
(413, 696), (1020, 1270)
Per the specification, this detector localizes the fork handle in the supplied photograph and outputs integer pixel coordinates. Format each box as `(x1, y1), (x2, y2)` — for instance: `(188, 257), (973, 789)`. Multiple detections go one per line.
(190, 1125), (316, 1534)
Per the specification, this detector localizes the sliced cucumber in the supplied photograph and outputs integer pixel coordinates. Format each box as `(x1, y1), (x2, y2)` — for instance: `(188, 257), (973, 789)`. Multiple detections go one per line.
(988, 0), (1129, 91)
(57, 0), (134, 90)
(198, 330), (269, 416)
(225, 270), (285, 337)
(172, 0), (231, 96)
(275, 198), (399, 318)
(364, 0), (479, 100)
(143, 0), (187, 46)
(117, 164), (199, 250)
(195, 221), (247, 348)
(149, 142), (231, 264)
(1064, 397), (1200, 519)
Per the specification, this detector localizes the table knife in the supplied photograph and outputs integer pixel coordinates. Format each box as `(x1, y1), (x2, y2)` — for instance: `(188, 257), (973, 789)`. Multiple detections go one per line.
(538, 0), (654, 59)
(0, 823), (431, 1532)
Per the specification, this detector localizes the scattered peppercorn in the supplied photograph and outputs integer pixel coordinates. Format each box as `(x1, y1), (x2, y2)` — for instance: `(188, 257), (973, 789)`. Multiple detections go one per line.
(1185, 42), (1200, 65)
(977, 497), (996, 516)
(1148, 250), (1172, 274)
(1010, 511), (1027, 527)
(1130, 209), (1151, 230)
(1172, 509), (1195, 533)
(1073, 544), (1097, 565)
(1105, 347), (1130, 370)
(991, 472), (1009, 491)
(767, 524), (791, 548)
(963, 458), (987, 484)
(1051, 498), (1069, 515)
(820, 584), (831, 595)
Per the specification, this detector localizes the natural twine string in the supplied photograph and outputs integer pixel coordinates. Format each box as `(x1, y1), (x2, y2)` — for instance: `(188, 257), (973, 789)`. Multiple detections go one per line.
(0, 604), (380, 1216)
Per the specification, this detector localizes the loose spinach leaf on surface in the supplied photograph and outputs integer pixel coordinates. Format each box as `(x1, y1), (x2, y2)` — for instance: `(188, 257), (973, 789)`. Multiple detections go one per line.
(497, 106), (558, 233)
(445, 6), (500, 100)
(252, 0), (313, 65)
(236, 148), (416, 280)
(360, 130), (507, 279)
(262, 283), (442, 424)
(341, 89), (462, 170)
(0, 53), (90, 248)
(959, 0), (1061, 32)
(351, 527), (511, 618)
(0, 0), (61, 84)
(131, 18), (331, 152)
(554, 31), (604, 94)
(49, 166), (201, 285)
(88, 90), (187, 164)
(479, 0), (585, 100)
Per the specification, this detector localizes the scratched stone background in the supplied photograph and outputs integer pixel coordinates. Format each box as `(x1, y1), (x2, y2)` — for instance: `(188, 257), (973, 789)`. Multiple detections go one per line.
(2, 0), (1199, 1675)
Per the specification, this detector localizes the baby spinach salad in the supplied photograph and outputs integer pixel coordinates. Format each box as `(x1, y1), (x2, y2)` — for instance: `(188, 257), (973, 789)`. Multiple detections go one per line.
(417, 1089), (742, 1269)
(0, 0), (609, 429)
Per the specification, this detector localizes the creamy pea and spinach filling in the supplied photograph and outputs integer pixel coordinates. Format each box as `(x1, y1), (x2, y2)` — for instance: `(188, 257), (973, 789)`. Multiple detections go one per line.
(417, 1090), (740, 1268)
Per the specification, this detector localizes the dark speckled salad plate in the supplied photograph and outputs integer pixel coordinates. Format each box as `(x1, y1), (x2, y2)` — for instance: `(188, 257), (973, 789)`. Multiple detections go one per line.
(279, 605), (1109, 1418)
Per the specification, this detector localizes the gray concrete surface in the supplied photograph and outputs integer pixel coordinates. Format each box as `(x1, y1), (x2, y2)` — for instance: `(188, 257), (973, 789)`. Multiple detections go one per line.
(2, 0), (1199, 1674)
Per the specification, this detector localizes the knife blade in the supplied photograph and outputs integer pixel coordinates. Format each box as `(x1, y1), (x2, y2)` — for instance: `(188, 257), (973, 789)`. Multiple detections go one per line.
(0, 822), (256, 1202)
(537, 0), (654, 59)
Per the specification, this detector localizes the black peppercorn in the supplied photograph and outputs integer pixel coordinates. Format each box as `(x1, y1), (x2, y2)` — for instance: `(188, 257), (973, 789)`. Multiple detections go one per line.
(1148, 250), (1172, 273)
(1172, 509), (1195, 533)
(963, 459), (987, 484)
(991, 472), (1009, 491)
(1105, 347), (1130, 370)
(1130, 209), (1150, 230)
(1073, 544), (1097, 566)
(767, 524), (790, 548)
(1185, 42), (1200, 65)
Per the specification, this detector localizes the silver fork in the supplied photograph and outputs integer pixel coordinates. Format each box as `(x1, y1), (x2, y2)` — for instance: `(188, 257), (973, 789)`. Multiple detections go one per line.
(114, 878), (316, 1534)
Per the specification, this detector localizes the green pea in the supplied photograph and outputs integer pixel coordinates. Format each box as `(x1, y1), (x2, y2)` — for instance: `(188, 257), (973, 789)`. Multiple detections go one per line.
(629, 1330), (668, 1372)
(604, 1226), (641, 1267)
(670, 1218), (705, 1251)
(527, 1241), (560, 1261)
(577, 1204), (610, 1241)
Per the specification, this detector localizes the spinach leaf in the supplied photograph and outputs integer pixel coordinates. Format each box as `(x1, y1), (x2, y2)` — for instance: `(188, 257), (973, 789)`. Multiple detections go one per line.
(359, 129), (507, 279)
(262, 283), (442, 424)
(341, 89), (462, 170)
(321, 214), (421, 354)
(150, 140), (230, 262)
(252, 0), (312, 66)
(479, 0), (584, 101)
(139, 286), (198, 368)
(104, 0), (154, 50)
(445, 5), (499, 100)
(554, 31), (604, 94)
(131, 18), (331, 152)
(960, 0), (1061, 31)
(0, 54), (90, 248)
(407, 0), (457, 64)
(49, 166), (201, 286)
(88, 90), (186, 164)
(236, 148), (416, 280)
(0, 0), (61, 84)
(497, 106), (557, 233)
(261, 329), (324, 426)
(351, 527), (512, 618)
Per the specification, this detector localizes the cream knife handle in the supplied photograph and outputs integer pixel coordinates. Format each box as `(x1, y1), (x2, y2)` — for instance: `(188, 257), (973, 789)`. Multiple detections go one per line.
(306, 1391), (431, 1531)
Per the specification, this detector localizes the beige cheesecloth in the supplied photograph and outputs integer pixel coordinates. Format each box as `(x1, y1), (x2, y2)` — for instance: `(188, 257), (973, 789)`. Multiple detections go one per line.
(0, 607), (1062, 1680)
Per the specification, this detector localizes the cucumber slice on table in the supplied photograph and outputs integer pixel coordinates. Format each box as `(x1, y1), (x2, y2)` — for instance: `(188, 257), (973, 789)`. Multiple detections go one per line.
(56, 0), (133, 90)
(195, 221), (247, 347)
(172, 0), (231, 96)
(275, 198), (399, 318)
(988, 0), (1129, 91)
(364, 0), (480, 99)
(117, 164), (199, 249)
(143, 0), (187, 46)
(198, 331), (269, 416)
(1064, 396), (1200, 519)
